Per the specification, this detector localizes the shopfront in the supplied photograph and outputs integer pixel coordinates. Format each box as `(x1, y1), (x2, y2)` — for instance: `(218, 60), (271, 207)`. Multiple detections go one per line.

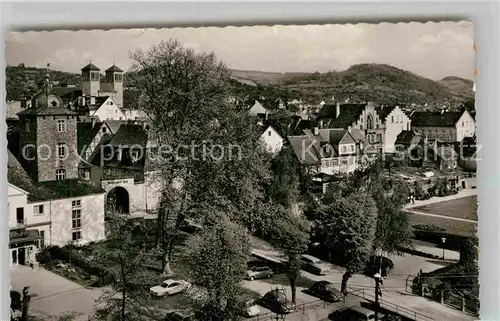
(9, 228), (41, 268)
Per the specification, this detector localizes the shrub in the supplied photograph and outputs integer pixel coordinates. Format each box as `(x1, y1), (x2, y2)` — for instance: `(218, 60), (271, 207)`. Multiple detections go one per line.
(412, 224), (445, 232)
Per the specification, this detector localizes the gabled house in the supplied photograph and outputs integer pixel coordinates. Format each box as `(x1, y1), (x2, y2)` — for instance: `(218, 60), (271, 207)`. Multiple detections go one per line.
(288, 127), (360, 176)
(248, 100), (268, 117)
(433, 146), (459, 171)
(259, 125), (284, 155)
(394, 130), (423, 152)
(410, 110), (475, 142)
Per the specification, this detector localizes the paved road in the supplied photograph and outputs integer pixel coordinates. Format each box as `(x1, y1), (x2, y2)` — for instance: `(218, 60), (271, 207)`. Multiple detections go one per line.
(405, 189), (477, 210)
(10, 266), (103, 321)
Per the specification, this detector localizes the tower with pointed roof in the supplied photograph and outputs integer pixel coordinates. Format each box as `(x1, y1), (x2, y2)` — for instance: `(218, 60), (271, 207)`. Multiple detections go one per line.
(81, 62), (101, 97)
(102, 64), (124, 107)
(17, 71), (79, 183)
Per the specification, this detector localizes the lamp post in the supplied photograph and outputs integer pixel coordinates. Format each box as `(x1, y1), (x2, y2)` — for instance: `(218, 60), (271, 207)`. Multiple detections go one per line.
(441, 237), (447, 260)
(374, 273), (382, 321)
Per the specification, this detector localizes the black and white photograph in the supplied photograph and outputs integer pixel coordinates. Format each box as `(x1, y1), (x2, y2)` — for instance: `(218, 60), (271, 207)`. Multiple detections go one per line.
(5, 21), (478, 321)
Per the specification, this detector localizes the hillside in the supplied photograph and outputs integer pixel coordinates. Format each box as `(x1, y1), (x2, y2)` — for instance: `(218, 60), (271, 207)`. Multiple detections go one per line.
(6, 65), (82, 101)
(281, 64), (474, 105)
(230, 69), (312, 85)
(438, 76), (474, 96)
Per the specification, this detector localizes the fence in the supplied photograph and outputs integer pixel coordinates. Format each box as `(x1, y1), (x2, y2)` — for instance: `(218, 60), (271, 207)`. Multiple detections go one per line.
(247, 298), (329, 321)
(349, 287), (434, 321)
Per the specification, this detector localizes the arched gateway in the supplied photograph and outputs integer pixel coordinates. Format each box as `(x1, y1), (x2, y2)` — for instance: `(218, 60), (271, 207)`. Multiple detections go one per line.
(106, 186), (130, 214)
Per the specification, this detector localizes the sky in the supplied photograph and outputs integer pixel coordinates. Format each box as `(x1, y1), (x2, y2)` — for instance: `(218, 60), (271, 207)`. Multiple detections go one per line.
(5, 21), (474, 81)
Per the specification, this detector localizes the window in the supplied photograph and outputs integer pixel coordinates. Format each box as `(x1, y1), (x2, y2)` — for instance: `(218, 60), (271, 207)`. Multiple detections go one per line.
(341, 146), (346, 153)
(341, 158), (348, 165)
(72, 209), (81, 229)
(114, 73), (123, 82)
(332, 158), (338, 166)
(37, 230), (45, 248)
(72, 199), (81, 208)
(322, 160), (328, 167)
(90, 71), (100, 81)
(391, 116), (394, 123)
(349, 145), (354, 152)
(376, 123), (379, 129)
(102, 127), (107, 133)
(16, 208), (24, 224)
(360, 124), (363, 130)
(57, 143), (66, 158)
(72, 231), (82, 242)
(51, 101), (58, 107)
(56, 169), (66, 180)
(268, 130), (272, 136)
(57, 120), (66, 132)
(33, 204), (44, 215)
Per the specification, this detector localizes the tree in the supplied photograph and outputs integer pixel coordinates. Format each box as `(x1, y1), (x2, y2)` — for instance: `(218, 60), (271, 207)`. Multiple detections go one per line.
(268, 211), (309, 304)
(312, 191), (378, 294)
(181, 215), (250, 321)
(130, 40), (273, 274)
(266, 148), (301, 208)
(91, 213), (158, 321)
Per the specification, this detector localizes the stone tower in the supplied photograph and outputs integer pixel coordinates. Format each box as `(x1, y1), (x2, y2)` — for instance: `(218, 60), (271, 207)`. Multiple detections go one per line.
(81, 63), (101, 97)
(17, 73), (79, 183)
(104, 64), (124, 107)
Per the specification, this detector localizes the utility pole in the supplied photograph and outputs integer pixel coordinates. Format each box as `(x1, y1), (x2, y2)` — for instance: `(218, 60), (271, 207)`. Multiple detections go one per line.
(374, 273), (382, 321)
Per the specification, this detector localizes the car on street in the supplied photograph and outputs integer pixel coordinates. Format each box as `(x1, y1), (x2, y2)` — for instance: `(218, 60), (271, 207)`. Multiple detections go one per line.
(307, 281), (343, 302)
(164, 310), (195, 321)
(150, 279), (192, 297)
(246, 266), (274, 280)
(259, 289), (296, 314)
(300, 254), (330, 275)
(244, 300), (261, 317)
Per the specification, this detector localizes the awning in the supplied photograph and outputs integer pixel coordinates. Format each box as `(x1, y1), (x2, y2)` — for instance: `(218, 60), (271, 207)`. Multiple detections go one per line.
(9, 229), (41, 245)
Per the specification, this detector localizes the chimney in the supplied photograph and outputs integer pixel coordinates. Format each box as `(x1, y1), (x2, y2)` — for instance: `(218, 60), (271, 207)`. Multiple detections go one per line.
(313, 126), (319, 136)
(265, 109), (269, 121)
(319, 119), (324, 129)
(91, 117), (96, 127)
(336, 102), (340, 118)
(142, 121), (147, 130)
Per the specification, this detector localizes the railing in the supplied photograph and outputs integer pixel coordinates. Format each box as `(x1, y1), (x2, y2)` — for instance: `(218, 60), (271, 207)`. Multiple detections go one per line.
(349, 287), (434, 321)
(247, 298), (328, 321)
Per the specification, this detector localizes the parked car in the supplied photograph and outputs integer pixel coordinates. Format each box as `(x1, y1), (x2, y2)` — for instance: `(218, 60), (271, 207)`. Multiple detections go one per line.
(259, 289), (296, 314)
(164, 311), (194, 321)
(300, 254), (329, 275)
(307, 281), (343, 302)
(363, 256), (394, 278)
(329, 306), (384, 321)
(245, 300), (261, 317)
(150, 279), (191, 297)
(246, 266), (274, 280)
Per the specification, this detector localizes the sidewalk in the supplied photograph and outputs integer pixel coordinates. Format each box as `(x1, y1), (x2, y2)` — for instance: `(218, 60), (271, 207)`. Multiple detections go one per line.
(405, 189), (477, 210)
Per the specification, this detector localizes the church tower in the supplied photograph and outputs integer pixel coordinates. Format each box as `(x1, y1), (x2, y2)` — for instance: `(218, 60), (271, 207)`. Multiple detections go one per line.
(81, 63), (101, 97)
(105, 64), (124, 107)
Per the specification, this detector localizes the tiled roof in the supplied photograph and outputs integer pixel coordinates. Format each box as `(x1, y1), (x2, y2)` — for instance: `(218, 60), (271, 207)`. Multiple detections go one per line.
(288, 135), (321, 166)
(108, 124), (148, 148)
(320, 103), (367, 129)
(88, 96), (110, 110)
(410, 111), (464, 127)
(395, 130), (420, 145)
(8, 150), (104, 202)
(77, 122), (103, 154)
(375, 105), (397, 121)
(52, 87), (81, 98)
(81, 63), (100, 71)
(105, 64), (123, 72)
(104, 120), (129, 133)
(17, 107), (78, 117)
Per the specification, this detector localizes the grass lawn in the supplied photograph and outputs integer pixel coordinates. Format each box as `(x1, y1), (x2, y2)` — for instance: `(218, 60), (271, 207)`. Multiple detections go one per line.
(410, 213), (477, 237)
(412, 195), (478, 221)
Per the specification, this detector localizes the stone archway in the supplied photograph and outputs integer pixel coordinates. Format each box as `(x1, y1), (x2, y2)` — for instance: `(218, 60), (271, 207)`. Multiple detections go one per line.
(106, 186), (130, 214)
